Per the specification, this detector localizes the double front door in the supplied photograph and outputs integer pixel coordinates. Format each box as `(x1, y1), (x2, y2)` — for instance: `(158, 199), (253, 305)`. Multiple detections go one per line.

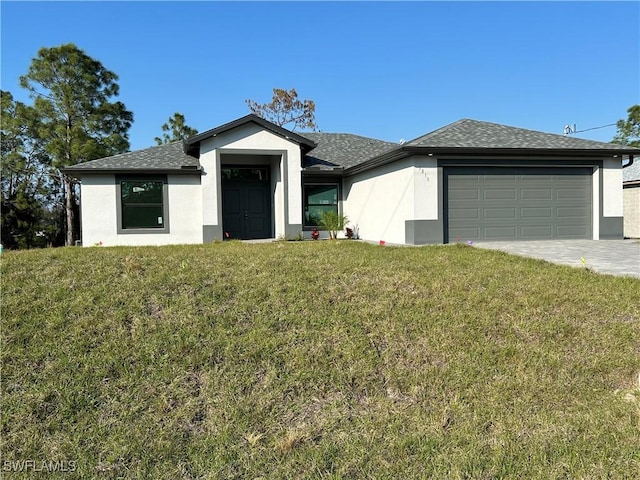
(221, 167), (272, 240)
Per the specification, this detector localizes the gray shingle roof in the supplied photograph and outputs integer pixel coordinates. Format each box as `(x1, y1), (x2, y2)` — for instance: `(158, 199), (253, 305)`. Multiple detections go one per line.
(407, 118), (636, 151)
(64, 142), (200, 173)
(623, 159), (640, 183)
(65, 117), (640, 177)
(300, 132), (397, 169)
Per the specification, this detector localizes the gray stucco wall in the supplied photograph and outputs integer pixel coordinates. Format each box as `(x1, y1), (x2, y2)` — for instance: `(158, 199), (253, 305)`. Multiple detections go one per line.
(405, 220), (444, 244)
(203, 225), (223, 243)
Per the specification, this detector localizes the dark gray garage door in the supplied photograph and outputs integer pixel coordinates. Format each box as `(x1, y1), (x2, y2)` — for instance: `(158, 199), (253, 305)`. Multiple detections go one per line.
(445, 166), (592, 242)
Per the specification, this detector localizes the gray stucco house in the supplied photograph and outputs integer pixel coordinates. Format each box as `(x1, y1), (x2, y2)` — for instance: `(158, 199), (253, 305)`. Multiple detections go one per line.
(64, 115), (640, 246)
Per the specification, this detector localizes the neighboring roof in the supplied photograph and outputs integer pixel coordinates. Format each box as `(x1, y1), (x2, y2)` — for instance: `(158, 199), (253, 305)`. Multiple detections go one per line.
(300, 132), (398, 170)
(184, 114), (317, 156)
(406, 118), (639, 152)
(623, 159), (640, 184)
(63, 142), (201, 175)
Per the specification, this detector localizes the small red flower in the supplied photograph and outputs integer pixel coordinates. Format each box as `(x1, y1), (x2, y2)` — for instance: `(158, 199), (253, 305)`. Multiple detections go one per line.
(379, 240), (385, 246)
(225, 232), (230, 238)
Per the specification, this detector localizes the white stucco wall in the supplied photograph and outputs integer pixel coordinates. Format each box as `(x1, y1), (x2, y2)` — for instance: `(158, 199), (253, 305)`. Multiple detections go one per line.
(412, 156), (439, 220)
(602, 158), (623, 217)
(343, 158), (416, 244)
(623, 186), (640, 238)
(80, 174), (203, 246)
(198, 123), (303, 238)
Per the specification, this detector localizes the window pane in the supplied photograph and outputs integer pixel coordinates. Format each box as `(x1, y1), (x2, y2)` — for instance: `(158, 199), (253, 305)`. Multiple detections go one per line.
(222, 168), (269, 181)
(120, 179), (165, 230)
(307, 185), (337, 205)
(304, 184), (339, 226)
(121, 181), (163, 204)
(122, 205), (164, 229)
(306, 205), (337, 226)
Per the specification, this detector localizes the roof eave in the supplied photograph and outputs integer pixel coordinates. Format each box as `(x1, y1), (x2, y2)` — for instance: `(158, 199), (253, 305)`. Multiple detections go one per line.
(402, 146), (640, 157)
(62, 166), (202, 177)
(344, 145), (639, 176)
(302, 166), (345, 176)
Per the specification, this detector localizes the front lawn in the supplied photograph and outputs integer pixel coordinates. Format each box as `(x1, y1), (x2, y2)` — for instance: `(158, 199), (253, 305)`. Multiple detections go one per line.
(2, 241), (639, 478)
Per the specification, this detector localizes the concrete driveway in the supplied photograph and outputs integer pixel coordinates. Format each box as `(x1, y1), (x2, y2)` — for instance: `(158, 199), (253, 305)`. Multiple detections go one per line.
(473, 240), (640, 279)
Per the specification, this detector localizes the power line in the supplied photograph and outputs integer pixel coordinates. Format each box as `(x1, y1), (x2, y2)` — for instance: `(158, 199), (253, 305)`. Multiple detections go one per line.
(564, 123), (617, 135)
(574, 123), (617, 134)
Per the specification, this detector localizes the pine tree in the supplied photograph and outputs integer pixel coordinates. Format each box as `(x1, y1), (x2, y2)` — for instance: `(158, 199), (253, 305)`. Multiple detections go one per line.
(20, 44), (133, 245)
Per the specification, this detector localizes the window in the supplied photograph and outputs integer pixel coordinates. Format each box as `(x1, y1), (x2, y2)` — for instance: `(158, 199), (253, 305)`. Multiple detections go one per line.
(304, 184), (339, 227)
(116, 176), (169, 233)
(221, 167), (269, 181)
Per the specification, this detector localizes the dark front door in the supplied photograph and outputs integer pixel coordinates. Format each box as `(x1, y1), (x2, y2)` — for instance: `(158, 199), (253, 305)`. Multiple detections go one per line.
(222, 167), (272, 240)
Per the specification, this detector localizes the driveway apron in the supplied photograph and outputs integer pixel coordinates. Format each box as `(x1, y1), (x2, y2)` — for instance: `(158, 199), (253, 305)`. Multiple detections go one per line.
(473, 240), (640, 279)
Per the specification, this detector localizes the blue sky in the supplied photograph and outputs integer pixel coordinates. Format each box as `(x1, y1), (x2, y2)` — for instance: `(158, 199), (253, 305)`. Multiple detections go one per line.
(2, 1), (639, 151)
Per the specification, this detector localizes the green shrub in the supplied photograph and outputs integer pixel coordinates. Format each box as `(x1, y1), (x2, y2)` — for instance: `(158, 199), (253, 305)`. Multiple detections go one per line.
(319, 210), (348, 239)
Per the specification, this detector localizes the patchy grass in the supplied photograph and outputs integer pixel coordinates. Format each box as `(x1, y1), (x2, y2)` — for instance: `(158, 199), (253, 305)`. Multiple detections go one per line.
(2, 241), (639, 479)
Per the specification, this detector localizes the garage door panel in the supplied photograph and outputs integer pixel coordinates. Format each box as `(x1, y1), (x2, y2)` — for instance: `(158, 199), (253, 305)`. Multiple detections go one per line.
(521, 188), (552, 200)
(454, 174), (481, 181)
(556, 174), (587, 181)
(484, 208), (517, 219)
(449, 208), (479, 219)
(446, 166), (591, 242)
(556, 206), (589, 218)
(484, 226), (517, 239)
(452, 227), (481, 239)
(520, 225), (553, 238)
(557, 189), (589, 200)
(484, 174), (516, 181)
(484, 189), (516, 200)
(521, 207), (553, 218)
(520, 175), (553, 182)
(557, 225), (590, 237)
(448, 189), (479, 200)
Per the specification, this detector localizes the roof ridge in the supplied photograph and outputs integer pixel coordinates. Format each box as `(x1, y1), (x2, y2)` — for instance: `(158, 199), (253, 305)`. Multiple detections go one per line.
(446, 118), (621, 145)
(302, 131), (396, 142)
(405, 118), (470, 145)
(463, 118), (586, 141)
(405, 117), (636, 150)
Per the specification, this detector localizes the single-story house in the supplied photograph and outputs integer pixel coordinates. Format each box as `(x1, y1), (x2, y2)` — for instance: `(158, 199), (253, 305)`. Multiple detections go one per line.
(623, 159), (640, 238)
(64, 114), (640, 246)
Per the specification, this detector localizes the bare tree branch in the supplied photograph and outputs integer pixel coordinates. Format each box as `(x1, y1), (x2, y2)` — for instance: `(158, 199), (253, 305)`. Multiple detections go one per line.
(246, 88), (317, 132)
